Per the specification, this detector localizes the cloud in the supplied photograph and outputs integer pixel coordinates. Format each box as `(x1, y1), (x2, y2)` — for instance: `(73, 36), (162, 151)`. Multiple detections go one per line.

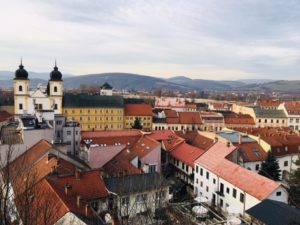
(0, 0), (299, 80)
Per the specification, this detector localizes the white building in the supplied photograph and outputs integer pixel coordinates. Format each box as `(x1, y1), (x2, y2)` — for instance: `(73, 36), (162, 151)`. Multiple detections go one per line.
(278, 102), (300, 132)
(14, 61), (63, 115)
(100, 82), (113, 96)
(194, 142), (288, 216)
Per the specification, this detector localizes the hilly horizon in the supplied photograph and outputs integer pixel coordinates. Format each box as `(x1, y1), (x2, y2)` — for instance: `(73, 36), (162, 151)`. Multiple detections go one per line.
(1, 70), (298, 93)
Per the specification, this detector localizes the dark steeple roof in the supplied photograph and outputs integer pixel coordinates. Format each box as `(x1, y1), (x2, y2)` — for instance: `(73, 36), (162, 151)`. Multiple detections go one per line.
(50, 60), (62, 81)
(101, 82), (113, 90)
(14, 59), (29, 80)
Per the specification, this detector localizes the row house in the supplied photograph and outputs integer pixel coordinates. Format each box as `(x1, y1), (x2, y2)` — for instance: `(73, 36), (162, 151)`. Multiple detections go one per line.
(223, 112), (256, 129)
(232, 103), (288, 128)
(256, 99), (282, 110)
(199, 130), (267, 172)
(154, 97), (197, 111)
(104, 173), (170, 224)
(153, 110), (202, 132)
(124, 104), (153, 131)
(80, 130), (161, 176)
(194, 142), (288, 216)
(199, 112), (225, 132)
(63, 94), (124, 131)
(278, 101), (300, 132)
(236, 127), (300, 180)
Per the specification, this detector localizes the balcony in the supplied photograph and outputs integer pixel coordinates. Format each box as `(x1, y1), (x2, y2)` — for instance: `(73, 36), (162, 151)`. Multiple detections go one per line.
(215, 190), (225, 197)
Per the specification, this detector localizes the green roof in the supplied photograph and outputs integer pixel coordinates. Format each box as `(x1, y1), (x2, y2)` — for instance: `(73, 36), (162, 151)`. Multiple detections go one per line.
(63, 94), (124, 108)
(254, 108), (286, 118)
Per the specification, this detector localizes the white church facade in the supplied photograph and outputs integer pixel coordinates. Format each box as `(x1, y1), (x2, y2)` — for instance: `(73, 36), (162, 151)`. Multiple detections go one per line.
(14, 61), (63, 115)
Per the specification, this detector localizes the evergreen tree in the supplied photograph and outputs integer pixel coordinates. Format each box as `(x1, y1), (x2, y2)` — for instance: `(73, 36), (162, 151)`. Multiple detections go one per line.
(258, 151), (281, 181)
(289, 155), (300, 208)
(132, 117), (143, 130)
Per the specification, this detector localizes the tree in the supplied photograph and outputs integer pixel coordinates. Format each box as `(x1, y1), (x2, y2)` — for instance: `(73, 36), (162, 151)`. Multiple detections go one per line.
(288, 155), (300, 208)
(132, 117), (143, 130)
(258, 151), (281, 181)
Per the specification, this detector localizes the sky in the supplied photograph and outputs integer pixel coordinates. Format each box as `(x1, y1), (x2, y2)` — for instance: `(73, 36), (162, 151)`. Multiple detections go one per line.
(0, 0), (300, 80)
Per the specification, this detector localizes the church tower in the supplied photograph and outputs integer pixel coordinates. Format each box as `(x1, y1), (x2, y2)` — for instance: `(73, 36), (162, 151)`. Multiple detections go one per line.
(14, 60), (30, 115)
(48, 61), (63, 114)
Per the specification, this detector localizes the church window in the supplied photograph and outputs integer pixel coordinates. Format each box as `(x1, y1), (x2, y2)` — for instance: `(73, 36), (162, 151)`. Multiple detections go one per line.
(19, 85), (23, 92)
(54, 86), (58, 92)
(19, 103), (23, 110)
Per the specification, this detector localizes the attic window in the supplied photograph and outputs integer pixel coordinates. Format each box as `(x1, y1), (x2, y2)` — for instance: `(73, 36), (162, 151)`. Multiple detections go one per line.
(253, 148), (260, 157)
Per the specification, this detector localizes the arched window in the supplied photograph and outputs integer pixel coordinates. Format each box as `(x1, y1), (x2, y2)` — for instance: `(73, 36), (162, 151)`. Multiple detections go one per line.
(54, 86), (58, 92)
(19, 85), (23, 92)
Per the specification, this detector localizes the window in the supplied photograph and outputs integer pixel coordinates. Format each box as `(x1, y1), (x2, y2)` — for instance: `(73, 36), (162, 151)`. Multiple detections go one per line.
(233, 188), (237, 198)
(19, 85), (23, 92)
(206, 186), (209, 192)
(185, 164), (188, 172)
(196, 178), (199, 184)
(220, 199), (223, 207)
(136, 194), (147, 203)
(54, 104), (58, 110)
(56, 120), (62, 125)
(200, 168), (203, 176)
(200, 181), (203, 187)
(121, 197), (129, 205)
(19, 103), (23, 110)
(196, 165), (199, 173)
(255, 164), (260, 171)
(226, 187), (230, 194)
(206, 171), (209, 180)
(75, 131), (78, 135)
(54, 86), (58, 92)
(276, 191), (282, 196)
(284, 161), (288, 167)
(240, 193), (244, 203)
(213, 178), (216, 184)
(149, 165), (156, 173)
(66, 131), (71, 135)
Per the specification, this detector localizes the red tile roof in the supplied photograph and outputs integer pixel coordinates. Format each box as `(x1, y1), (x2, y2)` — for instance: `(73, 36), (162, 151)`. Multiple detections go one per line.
(224, 113), (255, 125)
(258, 100), (282, 109)
(0, 110), (13, 123)
(170, 142), (205, 167)
(178, 112), (202, 124)
(235, 127), (300, 157)
(236, 142), (267, 162)
(176, 131), (214, 150)
(148, 130), (184, 151)
(284, 102), (300, 115)
(102, 135), (160, 176)
(196, 142), (281, 200)
(124, 104), (152, 116)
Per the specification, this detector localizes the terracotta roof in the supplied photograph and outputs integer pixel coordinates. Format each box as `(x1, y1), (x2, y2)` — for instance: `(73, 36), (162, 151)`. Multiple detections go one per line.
(196, 142), (281, 200)
(124, 104), (152, 116)
(164, 109), (178, 118)
(236, 142), (267, 162)
(148, 130), (184, 151)
(223, 113), (255, 125)
(0, 110), (13, 123)
(24, 170), (108, 224)
(176, 131), (214, 151)
(258, 100), (282, 109)
(49, 170), (108, 200)
(284, 102), (300, 115)
(170, 142), (205, 167)
(178, 112), (202, 124)
(102, 135), (160, 176)
(235, 127), (300, 157)
(82, 130), (142, 147)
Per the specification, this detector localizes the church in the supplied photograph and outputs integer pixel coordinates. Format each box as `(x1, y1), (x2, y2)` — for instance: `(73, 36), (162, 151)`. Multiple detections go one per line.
(13, 61), (63, 115)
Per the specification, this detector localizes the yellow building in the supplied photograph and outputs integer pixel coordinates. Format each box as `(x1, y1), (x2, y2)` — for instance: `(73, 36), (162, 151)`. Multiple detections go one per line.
(63, 94), (124, 131)
(124, 104), (153, 130)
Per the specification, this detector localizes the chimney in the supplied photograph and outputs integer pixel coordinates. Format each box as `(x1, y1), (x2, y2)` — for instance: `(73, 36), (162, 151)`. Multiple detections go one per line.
(65, 183), (71, 195)
(227, 142), (231, 147)
(214, 136), (219, 143)
(112, 217), (120, 225)
(239, 134), (243, 144)
(85, 204), (89, 217)
(75, 169), (81, 180)
(77, 195), (82, 208)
